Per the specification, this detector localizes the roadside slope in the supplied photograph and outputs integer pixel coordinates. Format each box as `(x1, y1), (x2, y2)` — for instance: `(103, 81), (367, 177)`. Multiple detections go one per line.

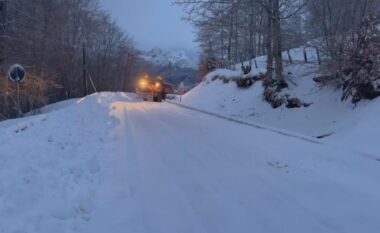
(180, 48), (380, 154)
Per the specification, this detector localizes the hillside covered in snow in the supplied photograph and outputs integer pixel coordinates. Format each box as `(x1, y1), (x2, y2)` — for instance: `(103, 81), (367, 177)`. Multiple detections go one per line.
(178, 47), (380, 155)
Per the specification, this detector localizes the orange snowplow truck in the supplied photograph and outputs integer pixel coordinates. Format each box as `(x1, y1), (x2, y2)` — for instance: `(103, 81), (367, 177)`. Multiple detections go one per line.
(136, 75), (172, 102)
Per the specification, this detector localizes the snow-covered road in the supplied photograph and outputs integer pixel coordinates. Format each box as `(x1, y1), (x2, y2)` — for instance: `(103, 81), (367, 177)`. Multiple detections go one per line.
(1, 93), (379, 233)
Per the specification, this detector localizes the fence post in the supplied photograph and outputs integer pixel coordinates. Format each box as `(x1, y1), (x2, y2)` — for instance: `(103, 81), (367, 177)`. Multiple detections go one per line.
(287, 50), (293, 64)
(82, 42), (87, 97)
(316, 48), (321, 65)
(303, 49), (308, 63)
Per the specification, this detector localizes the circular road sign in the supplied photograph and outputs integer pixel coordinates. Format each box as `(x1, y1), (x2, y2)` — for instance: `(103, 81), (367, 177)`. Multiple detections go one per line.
(8, 64), (26, 83)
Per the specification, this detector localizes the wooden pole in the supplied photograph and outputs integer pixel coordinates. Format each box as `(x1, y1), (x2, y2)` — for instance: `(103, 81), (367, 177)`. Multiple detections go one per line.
(82, 42), (87, 96)
(16, 82), (20, 117)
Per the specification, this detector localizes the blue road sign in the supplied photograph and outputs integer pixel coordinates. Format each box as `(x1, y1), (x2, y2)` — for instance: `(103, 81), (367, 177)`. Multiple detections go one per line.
(8, 64), (26, 83)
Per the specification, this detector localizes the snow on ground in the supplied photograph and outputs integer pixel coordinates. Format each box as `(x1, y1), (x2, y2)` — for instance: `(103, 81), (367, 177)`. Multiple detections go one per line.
(179, 47), (380, 155)
(0, 92), (138, 233)
(0, 92), (380, 232)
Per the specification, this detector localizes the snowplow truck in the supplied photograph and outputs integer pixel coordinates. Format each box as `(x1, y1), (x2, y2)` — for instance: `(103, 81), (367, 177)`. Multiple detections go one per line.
(136, 76), (171, 102)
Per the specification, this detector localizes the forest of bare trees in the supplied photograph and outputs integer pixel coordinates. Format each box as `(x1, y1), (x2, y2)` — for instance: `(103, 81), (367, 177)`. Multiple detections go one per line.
(176, 0), (380, 104)
(176, 0), (312, 76)
(0, 0), (139, 119)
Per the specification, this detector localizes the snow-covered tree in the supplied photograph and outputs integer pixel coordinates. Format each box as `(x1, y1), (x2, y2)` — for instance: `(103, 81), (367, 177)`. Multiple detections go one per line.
(341, 14), (380, 103)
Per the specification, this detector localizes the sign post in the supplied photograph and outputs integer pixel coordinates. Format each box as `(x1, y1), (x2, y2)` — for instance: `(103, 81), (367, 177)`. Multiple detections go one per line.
(8, 64), (26, 117)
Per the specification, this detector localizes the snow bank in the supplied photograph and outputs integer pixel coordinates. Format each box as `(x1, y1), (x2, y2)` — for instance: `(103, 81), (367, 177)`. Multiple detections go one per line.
(0, 92), (139, 233)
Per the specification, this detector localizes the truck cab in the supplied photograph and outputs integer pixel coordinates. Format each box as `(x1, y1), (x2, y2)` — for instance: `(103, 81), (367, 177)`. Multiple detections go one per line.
(136, 75), (171, 102)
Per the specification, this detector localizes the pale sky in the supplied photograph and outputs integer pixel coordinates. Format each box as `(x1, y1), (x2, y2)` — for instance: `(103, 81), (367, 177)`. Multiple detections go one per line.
(98, 0), (198, 52)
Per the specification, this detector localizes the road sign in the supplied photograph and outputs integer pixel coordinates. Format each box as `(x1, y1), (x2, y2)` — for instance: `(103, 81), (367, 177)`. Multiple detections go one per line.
(8, 64), (26, 83)
(8, 64), (26, 117)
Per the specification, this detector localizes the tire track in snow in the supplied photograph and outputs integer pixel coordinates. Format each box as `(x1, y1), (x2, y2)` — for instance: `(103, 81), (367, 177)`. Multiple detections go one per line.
(123, 102), (209, 233)
(84, 102), (148, 233)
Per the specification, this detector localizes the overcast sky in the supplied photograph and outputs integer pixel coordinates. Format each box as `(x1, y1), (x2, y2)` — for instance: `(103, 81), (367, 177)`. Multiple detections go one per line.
(98, 0), (198, 52)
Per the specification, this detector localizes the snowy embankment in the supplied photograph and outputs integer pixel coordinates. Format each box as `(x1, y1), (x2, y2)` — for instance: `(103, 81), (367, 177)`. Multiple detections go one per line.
(0, 93), (138, 233)
(179, 47), (380, 155)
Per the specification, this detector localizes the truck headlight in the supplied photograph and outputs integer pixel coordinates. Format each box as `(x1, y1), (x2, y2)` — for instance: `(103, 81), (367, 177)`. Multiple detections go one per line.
(139, 80), (148, 88)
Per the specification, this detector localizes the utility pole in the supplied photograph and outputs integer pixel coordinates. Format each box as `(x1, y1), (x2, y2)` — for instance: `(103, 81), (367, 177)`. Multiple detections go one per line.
(82, 42), (87, 96)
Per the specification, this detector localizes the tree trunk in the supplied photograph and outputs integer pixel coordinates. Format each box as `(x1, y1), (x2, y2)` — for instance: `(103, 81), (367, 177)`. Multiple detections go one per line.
(227, 5), (234, 66)
(273, 0), (283, 81)
(266, 0), (273, 80)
